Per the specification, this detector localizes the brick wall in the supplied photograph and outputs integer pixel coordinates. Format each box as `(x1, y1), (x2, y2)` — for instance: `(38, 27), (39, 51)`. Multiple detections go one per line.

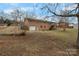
(24, 18), (51, 31)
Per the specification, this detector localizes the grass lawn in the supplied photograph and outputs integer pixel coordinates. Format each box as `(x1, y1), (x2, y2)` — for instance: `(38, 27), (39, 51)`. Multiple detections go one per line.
(0, 28), (78, 56)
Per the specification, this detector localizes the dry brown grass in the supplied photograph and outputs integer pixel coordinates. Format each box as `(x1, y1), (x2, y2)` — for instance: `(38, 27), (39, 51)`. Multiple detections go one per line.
(0, 26), (24, 35)
(0, 28), (78, 56)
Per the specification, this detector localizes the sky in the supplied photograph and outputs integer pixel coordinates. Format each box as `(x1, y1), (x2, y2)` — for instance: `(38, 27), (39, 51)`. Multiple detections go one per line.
(0, 3), (45, 19)
(0, 3), (78, 24)
(0, 3), (42, 15)
(0, 3), (37, 14)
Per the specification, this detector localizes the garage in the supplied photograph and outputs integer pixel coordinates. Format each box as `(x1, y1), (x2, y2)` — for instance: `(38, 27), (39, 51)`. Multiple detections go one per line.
(29, 26), (36, 31)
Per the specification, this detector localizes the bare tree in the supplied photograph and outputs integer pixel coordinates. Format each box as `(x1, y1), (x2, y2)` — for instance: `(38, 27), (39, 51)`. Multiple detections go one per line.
(25, 4), (37, 19)
(40, 3), (79, 48)
(58, 10), (69, 31)
(25, 11), (37, 19)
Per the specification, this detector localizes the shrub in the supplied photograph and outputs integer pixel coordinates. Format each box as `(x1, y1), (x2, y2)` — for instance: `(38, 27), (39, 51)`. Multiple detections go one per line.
(20, 25), (29, 30)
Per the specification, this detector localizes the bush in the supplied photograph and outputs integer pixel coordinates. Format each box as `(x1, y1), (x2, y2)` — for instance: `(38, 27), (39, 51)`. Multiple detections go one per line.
(19, 32), (26, 36)
(20, 25), (29, 30)
(7, 23), (11, 26)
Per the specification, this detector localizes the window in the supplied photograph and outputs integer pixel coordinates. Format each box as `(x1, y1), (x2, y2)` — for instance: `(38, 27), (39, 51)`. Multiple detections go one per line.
(40, 25), (43, 28)
(44, 25), (46, 28)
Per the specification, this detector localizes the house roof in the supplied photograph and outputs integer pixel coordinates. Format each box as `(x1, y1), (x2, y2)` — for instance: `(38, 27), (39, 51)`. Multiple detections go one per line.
(24, 18), (56, 24)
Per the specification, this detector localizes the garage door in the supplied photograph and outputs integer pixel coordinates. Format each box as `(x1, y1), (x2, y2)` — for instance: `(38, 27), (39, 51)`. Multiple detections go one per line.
(29, 26), (36, 31)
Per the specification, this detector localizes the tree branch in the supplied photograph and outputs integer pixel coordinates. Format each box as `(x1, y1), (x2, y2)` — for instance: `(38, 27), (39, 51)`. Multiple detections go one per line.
(46, 5), (78, 17)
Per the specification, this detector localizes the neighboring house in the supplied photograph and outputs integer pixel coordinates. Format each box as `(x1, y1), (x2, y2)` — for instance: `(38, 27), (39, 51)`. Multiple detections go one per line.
(24, 18), (56, 31)
(68, 23), (74, 28)
(58, 21), (77, 29)
(58, 22), (69, 28)
(57, 19), (69, 28)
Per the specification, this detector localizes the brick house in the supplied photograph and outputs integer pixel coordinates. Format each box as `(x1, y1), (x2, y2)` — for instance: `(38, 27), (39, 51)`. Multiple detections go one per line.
(58, 22), (69, 28)
(24, 18), (56, 31)
(68, 23), (74, 28)
(58, 22), (74, 29)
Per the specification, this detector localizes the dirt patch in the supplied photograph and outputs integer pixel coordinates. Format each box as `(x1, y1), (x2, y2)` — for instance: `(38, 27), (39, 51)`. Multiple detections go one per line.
(0, 31), (77, 56)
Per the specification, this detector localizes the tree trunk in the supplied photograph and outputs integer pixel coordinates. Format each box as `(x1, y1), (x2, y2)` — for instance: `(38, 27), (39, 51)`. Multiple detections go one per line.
(77, 3), (79, 49)
(63, 23), (66, 31)
(76, 17), (79, 55)
(77, 17), (79, 49)
(63, 27), (66, 31)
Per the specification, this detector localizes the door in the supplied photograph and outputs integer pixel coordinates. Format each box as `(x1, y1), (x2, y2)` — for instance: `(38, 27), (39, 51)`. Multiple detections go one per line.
(29, 26), (36, 31)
